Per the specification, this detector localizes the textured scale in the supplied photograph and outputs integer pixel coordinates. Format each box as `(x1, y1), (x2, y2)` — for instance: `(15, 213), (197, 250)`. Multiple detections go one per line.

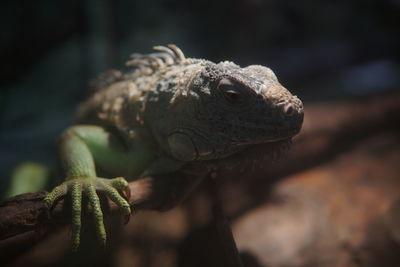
(44, 44), (304, 251)
(76, 44), (303, 163)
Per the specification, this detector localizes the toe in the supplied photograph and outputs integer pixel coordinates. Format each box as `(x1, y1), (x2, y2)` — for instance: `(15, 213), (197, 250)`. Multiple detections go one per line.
(71, 182), (82, 251)
(103, 184), (131, 217)
(110, 177), (129, 190)
(86, 183), (106, 246)
(44, 184), (67, 210)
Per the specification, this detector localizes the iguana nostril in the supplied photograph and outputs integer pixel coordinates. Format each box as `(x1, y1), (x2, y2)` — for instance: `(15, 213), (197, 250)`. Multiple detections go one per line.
(283, 103), (295, 117)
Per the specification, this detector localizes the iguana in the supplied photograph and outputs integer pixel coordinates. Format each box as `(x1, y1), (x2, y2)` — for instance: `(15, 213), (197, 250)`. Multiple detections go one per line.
(43, 44), (304, 251)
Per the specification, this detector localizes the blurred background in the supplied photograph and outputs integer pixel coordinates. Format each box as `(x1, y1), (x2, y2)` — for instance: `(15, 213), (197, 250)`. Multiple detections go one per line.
(1, 0), (400, 266)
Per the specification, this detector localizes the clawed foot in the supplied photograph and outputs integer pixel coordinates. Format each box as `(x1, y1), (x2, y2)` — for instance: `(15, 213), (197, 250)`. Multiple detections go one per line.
(43, 177), (131, 251)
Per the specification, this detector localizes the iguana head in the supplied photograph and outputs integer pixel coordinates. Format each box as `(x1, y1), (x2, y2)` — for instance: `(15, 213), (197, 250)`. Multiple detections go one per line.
(165, 60), (303, 162)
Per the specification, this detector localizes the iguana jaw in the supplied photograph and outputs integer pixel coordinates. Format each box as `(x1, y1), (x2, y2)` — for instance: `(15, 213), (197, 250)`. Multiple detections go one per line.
(238, 136), (293, 145)
(166, 127), (297, 162)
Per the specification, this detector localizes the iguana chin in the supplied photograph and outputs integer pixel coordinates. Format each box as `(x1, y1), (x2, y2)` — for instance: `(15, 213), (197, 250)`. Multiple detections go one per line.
(44, 44), (304, 251)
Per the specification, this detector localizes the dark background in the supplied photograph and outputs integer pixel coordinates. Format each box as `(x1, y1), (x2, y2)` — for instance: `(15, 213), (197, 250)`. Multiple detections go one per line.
(0, 0), (399, 192)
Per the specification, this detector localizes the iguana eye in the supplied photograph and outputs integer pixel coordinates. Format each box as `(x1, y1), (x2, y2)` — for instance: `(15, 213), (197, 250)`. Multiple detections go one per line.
(224, 89), (241, 102)
(218, 78), (242, 104)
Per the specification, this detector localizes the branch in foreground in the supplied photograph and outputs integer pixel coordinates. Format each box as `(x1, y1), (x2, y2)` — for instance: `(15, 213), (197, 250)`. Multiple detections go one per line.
(0, 167), (206, 242)
(0, 178), (153, 241)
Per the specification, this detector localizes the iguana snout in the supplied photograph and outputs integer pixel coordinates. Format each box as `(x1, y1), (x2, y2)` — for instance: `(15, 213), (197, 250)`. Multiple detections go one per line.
(261, 83), (304, 133)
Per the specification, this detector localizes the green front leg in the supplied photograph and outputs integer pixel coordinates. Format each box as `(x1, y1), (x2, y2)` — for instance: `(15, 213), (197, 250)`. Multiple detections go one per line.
(44, 125), (153, 251)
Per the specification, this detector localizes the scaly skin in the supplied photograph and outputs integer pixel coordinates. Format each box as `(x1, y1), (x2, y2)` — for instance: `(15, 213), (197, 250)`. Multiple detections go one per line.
(44, 45), (304, 250)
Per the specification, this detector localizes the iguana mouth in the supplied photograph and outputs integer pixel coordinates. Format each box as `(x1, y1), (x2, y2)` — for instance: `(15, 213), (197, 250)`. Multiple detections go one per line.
(232, 131), (298, 146)
(257, 136), (293, 143)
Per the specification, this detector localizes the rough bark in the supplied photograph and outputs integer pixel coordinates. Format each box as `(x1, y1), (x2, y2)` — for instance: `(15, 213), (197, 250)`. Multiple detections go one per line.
(0, 178), (153, 241)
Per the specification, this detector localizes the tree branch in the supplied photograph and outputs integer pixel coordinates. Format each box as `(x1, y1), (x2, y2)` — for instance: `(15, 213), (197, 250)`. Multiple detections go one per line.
(0, 178), (153, 241)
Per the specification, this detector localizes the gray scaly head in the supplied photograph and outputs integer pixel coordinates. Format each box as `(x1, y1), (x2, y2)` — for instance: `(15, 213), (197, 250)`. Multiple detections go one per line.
(136, 45), (303, 162)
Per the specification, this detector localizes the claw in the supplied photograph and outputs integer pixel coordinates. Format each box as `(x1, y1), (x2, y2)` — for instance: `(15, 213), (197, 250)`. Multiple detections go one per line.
(43, 205), (51, 218)
(123, 214), (130, 225)
(123, 186), (131, 201)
